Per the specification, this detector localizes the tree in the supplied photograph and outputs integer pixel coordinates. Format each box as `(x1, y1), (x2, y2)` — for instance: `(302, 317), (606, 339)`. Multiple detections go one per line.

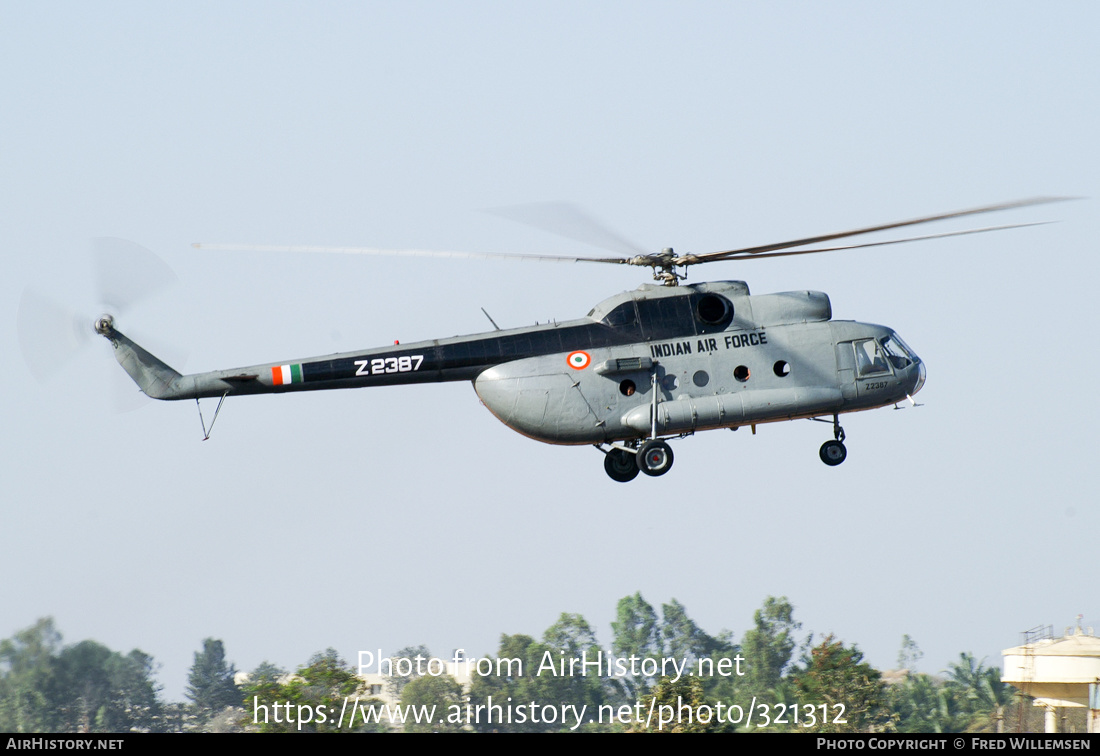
(889, 671), (970, 733)
(400, 675), (464, 733)
(888, 653), (1014, 734)
(0, 618), (62, 732)
(467, 633), (567, 733)
(540, 613), (607, 714)
(384, 644), (432, 701)
(0, 619), (162, 733)
(241, 660), (285, 703)
(655, 599), (742, 705)
(54, 641), (163, 733)
(632, 675), (719, 733)
(661, 599), (709, 662)
(246, 649), (373, 733)
(896, 634), (924, 671)
(238, 661), (284, 731)
(103, 648), (162, 732)
(544, 613), (601, 659)
(185, 638), (240, 727)
(612, 593), (660, 659)
(945, 653), (1015, 733)
(792, 635), (892, 733)
(611, 593), (661, 701)
(740, 596), (801, 698)
(660, 599), (735, 666)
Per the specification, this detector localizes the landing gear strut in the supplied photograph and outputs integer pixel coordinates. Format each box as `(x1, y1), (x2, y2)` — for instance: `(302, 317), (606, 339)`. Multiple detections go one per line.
(602, 367), (677, 482)
(818, 414), (847, 466)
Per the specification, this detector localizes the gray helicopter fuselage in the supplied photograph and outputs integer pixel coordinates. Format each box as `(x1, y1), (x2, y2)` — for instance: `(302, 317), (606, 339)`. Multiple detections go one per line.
(102, 280), (925, 446)
(474, 282), (924, 444)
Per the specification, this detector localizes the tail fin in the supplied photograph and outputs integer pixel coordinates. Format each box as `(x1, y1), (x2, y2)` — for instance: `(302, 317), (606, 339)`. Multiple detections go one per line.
(96, 316), (182, 399)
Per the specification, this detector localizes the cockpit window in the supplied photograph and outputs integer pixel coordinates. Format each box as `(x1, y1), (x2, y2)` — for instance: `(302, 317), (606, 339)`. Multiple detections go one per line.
(854, 334), (919, 377)
(854, 339), (890, 376)
(880, 333), (916, 370)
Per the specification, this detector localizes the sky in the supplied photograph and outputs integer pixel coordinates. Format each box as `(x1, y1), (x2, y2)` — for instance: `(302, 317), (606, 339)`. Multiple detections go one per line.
(3, 2), (1098, 702)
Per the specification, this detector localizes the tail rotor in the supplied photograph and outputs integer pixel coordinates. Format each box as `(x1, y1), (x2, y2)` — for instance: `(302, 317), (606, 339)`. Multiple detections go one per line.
(17, 238), (182, 410)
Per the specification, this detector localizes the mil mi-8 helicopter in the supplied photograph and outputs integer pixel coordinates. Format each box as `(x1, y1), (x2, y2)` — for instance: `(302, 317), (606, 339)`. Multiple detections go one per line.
(92, 198), (1062, 481)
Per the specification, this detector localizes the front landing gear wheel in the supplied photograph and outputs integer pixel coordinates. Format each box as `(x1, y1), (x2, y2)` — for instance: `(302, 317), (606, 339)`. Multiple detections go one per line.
(604, 448), (640, 482)
(819, 440), (847, 466)
(636, 440), (674, 477)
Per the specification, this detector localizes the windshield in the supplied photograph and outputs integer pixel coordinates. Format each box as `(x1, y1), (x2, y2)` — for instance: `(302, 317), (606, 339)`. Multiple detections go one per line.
(854, 333), (919, 376)
(881, 333), (918, 370)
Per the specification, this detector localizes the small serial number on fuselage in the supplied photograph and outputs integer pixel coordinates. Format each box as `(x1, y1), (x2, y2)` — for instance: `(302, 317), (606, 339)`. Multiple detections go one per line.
(354, 355), (424, 376)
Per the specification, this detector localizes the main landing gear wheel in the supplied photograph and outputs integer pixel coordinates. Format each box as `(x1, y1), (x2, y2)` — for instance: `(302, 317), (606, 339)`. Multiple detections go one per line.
(636, 439), (674, 477)
(819, 440), (847, 466)
(604, 448), (640, 483)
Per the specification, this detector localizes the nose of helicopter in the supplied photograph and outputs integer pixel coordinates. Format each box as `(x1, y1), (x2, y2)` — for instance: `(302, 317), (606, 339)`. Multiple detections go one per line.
(912, 360), (927, 395)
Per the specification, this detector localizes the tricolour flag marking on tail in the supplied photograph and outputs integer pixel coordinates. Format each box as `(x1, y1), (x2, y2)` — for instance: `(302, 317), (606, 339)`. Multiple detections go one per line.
(272, 363), (303, 385)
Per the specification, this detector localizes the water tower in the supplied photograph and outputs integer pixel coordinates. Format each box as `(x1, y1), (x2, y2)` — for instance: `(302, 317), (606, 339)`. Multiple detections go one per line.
(1002, 622), (1100, 733)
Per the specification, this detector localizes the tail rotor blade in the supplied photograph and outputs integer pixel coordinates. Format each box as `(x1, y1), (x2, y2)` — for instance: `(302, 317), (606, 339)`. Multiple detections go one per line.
(16, 289), (93, 383)
(92, 237), (179, 313)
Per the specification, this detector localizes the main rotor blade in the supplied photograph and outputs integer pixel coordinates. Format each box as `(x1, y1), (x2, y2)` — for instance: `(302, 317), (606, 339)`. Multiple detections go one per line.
(483, 202), (650, 258)
(691, 222), (1052, 263)
(192, 242), (629, 265)
(695, 197), (1072, 263)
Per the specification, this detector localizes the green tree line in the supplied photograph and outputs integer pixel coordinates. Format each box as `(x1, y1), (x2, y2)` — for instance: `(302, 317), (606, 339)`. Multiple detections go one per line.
(1, 596), (1061, 733)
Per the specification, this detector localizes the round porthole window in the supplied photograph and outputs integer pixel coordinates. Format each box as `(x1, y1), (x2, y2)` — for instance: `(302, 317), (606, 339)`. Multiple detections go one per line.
(693, 370), (709, 387)
(734, 365), (750, 382)
(774, 360), (790, 377)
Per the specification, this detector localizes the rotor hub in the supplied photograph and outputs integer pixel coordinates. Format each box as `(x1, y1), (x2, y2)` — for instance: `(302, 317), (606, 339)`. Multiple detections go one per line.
(94, 314), (115, 336)
(638, 248), (685, 285)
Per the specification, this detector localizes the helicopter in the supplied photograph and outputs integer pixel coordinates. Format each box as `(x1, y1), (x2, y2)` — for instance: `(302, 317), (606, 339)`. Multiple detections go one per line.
(92, 198), (1063, 482)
